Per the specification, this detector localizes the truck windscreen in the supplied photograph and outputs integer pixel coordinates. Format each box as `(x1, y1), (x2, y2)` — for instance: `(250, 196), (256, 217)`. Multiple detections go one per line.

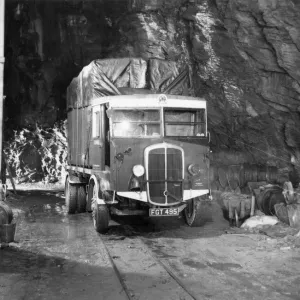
(164, 109), (206, 137)
(112, 109), (161, 137)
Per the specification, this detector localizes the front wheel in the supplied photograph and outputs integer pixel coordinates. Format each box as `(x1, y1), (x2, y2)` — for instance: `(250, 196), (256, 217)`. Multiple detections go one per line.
(92, 204), (109, 233)
(184, 197), (207, 227)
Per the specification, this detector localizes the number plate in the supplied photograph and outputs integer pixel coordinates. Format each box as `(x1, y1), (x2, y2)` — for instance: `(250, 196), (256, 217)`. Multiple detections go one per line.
(149, 208), (179, 217)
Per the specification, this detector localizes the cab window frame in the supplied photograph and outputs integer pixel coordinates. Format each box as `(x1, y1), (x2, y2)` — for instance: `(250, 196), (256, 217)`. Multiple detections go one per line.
(111, 108), (162, 138)
(163, 108), (207, 138)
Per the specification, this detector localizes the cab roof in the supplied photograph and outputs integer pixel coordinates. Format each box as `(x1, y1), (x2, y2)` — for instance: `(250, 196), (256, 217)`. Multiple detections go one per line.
(91, 94), (207, 109)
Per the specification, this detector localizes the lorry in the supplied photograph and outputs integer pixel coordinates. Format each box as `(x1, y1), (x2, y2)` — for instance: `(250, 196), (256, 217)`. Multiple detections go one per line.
(65, 58), (211, 233)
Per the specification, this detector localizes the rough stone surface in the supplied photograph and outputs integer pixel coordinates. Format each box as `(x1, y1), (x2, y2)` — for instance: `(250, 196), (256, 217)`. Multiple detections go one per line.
(4, 123), (67, 183)
(3, 0), (300, 182)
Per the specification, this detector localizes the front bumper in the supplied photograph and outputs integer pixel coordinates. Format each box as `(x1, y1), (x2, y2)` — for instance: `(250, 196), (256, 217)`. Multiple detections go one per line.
(116, 189), (210, 204)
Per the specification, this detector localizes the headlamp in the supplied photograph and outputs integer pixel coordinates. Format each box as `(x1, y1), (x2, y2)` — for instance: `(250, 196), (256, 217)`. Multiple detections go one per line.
(133, 165), (145, 177)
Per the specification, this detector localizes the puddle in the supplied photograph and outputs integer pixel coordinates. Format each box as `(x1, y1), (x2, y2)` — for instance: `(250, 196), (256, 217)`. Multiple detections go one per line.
(182, 258), (207, 269)
(165, 239), (175, 245)
(291, 257), (300, 262)
(207, 262), (242, 270)
(23, 202), (67, 221)
(169, 262), (186, 278)
(276, 269), (292, 276)
(151, 248), (177, 259)
(144, 240), (177, 258)
(143, 239), (156, 247)
(292, 277), (300, 285)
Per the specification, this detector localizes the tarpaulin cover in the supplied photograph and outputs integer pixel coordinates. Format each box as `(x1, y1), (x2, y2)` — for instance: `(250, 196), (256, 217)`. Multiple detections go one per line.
(67, 57), (190, 110)
(148, 59), (179, 91)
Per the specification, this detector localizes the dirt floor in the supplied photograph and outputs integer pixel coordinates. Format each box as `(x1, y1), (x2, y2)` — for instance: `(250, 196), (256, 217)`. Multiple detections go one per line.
(1, 186), (300, 300)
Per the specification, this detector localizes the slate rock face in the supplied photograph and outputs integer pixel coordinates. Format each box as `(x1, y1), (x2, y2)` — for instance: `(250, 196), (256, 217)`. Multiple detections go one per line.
(3, 0), (300, 182)
(210, 0), (300, 169)
(181, 0), (300, 172)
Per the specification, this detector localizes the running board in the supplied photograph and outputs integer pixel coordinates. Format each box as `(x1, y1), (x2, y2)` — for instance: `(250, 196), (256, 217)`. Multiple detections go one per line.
(105, 200), (119, 205)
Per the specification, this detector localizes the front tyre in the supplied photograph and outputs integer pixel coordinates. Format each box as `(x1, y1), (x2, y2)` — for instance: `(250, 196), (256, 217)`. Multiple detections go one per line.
(65, 177), (77, 214)
(92, 204), (109, 233)
(184, 197), (205, 227)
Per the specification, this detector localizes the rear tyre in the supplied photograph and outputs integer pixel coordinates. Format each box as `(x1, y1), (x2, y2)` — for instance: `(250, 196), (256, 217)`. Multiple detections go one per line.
(77, 185), (86, 213)
(86, 180), (95, 213)
(92, 204), (109, 233)
(65, 177), (77, 214)
(184, 197), (206, 227)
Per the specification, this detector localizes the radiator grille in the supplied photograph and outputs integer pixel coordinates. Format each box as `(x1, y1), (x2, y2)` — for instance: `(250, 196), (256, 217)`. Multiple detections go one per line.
(147, 146), (183, 205)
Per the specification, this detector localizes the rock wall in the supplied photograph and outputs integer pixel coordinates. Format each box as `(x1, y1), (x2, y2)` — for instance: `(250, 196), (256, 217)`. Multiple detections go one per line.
(3, 0), (300, 182)
(211, 0), (300, 168)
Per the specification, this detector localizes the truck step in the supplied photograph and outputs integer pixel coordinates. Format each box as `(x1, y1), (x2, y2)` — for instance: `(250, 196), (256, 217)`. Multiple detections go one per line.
(105, 200), (119, 205)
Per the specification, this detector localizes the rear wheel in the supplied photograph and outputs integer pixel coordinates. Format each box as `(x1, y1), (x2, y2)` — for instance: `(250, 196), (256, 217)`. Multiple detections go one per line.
(65, 177), (77, 214)
(184, 197), (207, 227)
(86, 180), (94, 213)
(77, 185), (86, 213)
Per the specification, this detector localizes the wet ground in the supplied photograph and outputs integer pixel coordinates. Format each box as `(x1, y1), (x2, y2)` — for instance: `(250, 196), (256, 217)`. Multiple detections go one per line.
(1, 189), (300, 300)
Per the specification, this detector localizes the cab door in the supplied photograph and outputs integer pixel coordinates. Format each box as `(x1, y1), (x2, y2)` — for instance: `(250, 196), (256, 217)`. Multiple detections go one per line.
(89, 104), (106, 170)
